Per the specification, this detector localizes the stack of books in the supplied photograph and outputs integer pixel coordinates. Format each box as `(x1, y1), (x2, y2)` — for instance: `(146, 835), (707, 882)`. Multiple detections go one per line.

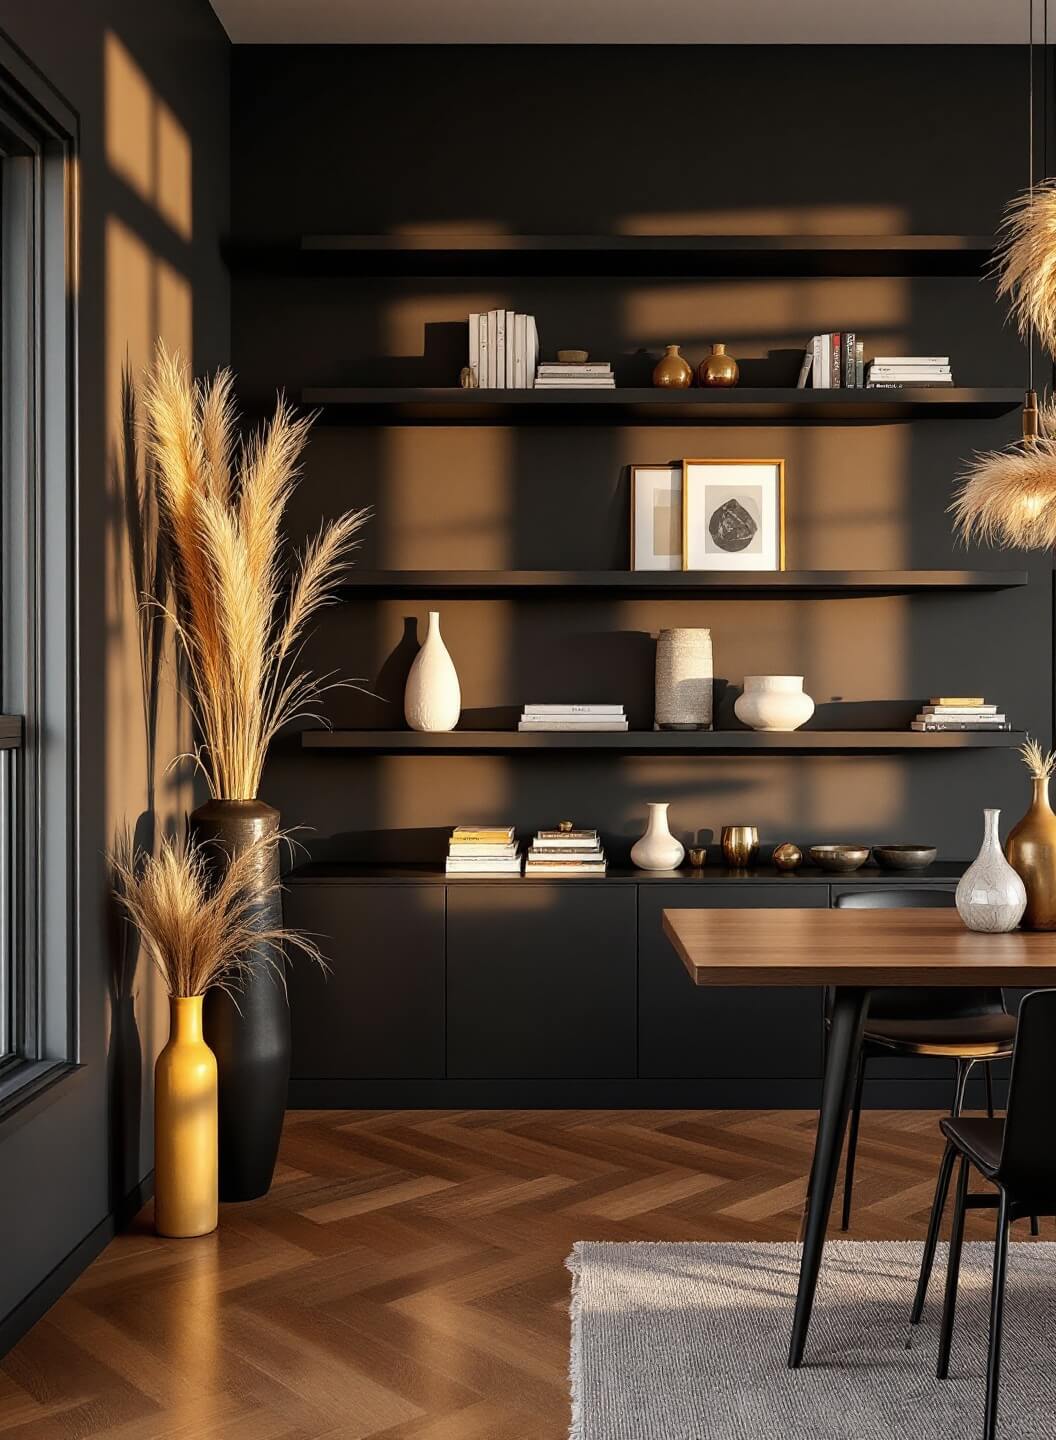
(525, 827), (607, 876)
(534, 361), (615, 389)
(445, 825), (523, 875)
(910, 698), (1011, 733)
(469, 311), (538, 389)
(518, 704), (628, 732)
(798, 333), (864, 388)
(866, 356), (953, 388)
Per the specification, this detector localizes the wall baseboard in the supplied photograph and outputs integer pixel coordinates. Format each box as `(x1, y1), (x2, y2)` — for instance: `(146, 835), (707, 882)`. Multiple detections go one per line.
(0, 1172), (153, 1359)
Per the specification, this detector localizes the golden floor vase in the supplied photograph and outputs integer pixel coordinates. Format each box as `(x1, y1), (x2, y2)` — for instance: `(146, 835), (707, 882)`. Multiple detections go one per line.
(154, 996), (218, 1238)
(1006, 776), (1056, 930)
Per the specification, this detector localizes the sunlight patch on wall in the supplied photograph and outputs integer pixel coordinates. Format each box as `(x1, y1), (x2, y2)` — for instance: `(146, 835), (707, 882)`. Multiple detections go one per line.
(105, 32), (193, 241)
(616, 205), (909, 236)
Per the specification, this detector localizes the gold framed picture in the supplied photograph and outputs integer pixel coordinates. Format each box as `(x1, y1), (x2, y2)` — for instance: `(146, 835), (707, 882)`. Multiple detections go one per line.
(630, 464), (683, 571)
(682, 459), (785, 571)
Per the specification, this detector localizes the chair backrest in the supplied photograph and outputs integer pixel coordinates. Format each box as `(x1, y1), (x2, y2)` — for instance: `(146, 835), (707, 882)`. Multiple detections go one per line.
(833, 888), (1005, 1022)
(998, 988), (1056, 1200)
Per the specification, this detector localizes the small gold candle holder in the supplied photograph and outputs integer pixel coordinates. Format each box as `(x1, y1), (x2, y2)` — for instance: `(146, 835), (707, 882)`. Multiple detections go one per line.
(722, 824), (759, 867)
(687, 846), (707, 868)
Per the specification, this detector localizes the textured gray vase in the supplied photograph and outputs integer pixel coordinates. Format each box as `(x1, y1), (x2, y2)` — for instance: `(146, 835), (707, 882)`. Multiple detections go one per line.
(654, 628), (713, 730)
(955, 808), (1027, 933)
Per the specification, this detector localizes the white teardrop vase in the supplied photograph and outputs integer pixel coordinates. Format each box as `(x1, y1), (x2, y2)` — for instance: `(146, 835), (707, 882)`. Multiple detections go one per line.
(734, 675), (815, 732)
(955, 808), (1026, 933)
(630, 802), (685, 871)
(404, 611), (461, 732)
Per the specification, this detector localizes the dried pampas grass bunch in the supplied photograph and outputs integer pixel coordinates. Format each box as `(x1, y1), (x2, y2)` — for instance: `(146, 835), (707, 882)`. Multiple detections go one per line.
(1019, 735), (1056, 781)
(143, 342), (369, 800)
(950, 398), (1056, 550)
(112, 831), (322, 999)
(994, 179), (1056, 359)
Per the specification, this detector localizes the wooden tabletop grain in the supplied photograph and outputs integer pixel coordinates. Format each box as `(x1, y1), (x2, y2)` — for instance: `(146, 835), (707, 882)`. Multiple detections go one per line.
(663, 907), (1056, 987)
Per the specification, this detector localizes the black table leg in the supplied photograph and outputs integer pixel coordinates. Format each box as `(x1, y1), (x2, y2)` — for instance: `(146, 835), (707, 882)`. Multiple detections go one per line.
(788, 984), (869, 1368)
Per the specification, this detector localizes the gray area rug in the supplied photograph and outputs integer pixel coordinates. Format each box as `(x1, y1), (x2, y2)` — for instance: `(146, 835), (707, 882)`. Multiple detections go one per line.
(567, 1240), (1056, 1439)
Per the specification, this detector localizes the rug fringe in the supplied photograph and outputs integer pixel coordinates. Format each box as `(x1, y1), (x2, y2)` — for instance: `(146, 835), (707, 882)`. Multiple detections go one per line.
(566, 1244), (584, 1440)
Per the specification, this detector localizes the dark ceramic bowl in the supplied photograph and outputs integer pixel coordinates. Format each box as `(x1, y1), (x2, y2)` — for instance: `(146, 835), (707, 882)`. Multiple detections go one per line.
(809, 844), (870, 874)
(872, 844), (938, 872)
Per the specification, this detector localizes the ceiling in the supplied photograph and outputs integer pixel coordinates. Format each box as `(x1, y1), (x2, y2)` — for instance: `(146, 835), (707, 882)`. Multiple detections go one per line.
(209, 0), (1035, 46)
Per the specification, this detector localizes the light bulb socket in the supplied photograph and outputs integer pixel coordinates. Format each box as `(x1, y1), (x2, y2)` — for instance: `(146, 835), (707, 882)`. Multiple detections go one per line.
(1023, 389), (1040, 441)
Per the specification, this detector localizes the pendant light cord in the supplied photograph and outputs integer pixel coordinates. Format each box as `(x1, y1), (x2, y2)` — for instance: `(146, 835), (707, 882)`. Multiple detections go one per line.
(1030, 0), (1036, 396)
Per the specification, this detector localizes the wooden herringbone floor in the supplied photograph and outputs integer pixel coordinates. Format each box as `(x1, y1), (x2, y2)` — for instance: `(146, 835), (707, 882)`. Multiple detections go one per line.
(0, 1108), (1036, 1438)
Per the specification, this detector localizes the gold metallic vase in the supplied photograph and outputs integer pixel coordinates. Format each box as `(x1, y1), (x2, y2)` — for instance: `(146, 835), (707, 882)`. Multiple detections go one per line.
(652, 344), (694, 388)
(154, 996), (218, 1238)
(1005, 776), (1056, 930)
(698, 342), (740, 387)
(722, 825), (759, 867)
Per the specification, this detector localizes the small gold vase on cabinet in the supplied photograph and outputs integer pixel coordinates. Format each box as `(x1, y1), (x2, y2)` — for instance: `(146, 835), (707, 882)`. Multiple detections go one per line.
(154, 996), (218, 1238)
(652, 344), (694, 388)
(698, 342), (739, 387)
(1005, 776), (1056, 930)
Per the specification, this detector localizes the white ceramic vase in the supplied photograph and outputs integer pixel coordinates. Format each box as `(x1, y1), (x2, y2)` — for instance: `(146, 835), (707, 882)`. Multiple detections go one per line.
(654, 628), (713, 730)
(404, 611), (461, 732)
(630, 802), (685, 871)
(956, 808), (1027, 933)
(734, 675), (815, 732)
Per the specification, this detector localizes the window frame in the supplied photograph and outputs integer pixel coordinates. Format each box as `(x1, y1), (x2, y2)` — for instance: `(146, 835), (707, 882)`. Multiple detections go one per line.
(0, 31), (78, 1119)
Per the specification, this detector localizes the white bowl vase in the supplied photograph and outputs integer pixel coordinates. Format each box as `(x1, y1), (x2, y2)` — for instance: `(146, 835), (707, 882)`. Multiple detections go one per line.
(630, 802), (685, 871)
(956, 808), (1027, 933)
(404, 611), (461, 732)
(734, 675), (815, 732)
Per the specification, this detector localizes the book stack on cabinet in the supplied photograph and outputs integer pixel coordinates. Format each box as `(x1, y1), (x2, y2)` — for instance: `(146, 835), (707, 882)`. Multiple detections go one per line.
(534, 360), (614, 389)
(468, 311), (538, 388)
(911, 697), (1011, 732)
(525, 827), (608, 876)
(866, 356), (953, 388)
(445, 825), (523, 875)
(518, 703), (628, 731)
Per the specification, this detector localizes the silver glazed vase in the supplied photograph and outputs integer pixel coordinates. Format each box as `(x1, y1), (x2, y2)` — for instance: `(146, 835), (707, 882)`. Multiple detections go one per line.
(956, 808), (1026, 933)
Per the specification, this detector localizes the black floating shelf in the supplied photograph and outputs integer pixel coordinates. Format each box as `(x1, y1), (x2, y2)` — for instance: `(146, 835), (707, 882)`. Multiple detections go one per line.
(335, 569), (1028, 599)
(227, 233), (994, 278)
(302, 387), (1022, 426)
(301, 730), (1025, 755)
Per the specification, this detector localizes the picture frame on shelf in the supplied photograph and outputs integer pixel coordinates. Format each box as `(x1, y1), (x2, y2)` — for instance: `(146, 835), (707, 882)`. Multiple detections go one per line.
(683, 458), (785, 571)
(630, 463), (683, 571)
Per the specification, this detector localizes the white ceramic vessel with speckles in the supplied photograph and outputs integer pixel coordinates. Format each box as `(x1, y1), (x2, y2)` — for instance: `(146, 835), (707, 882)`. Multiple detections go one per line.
(404, 611), (461, 732)
(956, 808), (1027, 932)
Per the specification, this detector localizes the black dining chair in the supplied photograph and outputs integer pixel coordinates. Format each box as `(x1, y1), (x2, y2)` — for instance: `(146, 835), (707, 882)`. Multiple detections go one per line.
(832, 889), (1016, 1230)
(907, 987), (1056, 1440)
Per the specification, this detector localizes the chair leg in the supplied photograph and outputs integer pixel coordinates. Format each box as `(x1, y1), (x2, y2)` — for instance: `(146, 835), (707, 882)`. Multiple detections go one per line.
(984, 1191), (1010, 1440)
(908, 1139), (958, 1338)
(984, 1061), (994, 1119)
(937, 1155), (970, 1380)
(951, 1057), (971, 1117)
(841, 1052), (866, 1231)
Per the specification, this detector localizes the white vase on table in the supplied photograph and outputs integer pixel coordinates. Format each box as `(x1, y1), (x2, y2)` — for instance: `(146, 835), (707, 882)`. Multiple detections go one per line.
(956, 808), (1026, 933)
(404, 611), (461, 732)
(630, 802), (685, 871)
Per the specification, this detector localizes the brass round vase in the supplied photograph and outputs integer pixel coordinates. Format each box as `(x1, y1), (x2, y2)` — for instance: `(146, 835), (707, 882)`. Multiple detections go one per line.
(652, 344), (694, 388)
(1005, 776), (1056, 929)
(698, 343), (739, 387)
(154, 996), (218, 1238)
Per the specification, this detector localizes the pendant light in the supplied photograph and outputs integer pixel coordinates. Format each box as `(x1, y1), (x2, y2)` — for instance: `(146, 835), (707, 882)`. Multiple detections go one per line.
(951, 0), (1056, 549)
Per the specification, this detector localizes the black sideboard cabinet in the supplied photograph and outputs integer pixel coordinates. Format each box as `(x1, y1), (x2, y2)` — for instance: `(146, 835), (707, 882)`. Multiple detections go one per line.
(283, 864), (971, 1109)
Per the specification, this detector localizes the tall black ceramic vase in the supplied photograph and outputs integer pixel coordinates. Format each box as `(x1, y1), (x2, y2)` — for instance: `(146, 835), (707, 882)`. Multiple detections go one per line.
(192, 798), (289, 1202)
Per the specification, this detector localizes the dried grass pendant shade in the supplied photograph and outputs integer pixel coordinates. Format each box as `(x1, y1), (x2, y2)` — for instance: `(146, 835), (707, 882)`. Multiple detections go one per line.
(951, 0), (1056, 551)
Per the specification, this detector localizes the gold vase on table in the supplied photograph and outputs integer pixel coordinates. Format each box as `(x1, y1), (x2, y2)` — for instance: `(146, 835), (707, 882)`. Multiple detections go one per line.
(722, 825), (759, 867)
(1006, 776), (1056, 930)
(154, 996), (218, 1238)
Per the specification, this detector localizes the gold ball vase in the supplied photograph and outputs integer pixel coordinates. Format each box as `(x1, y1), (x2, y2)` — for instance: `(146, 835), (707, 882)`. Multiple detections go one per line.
(652, 344), (694, 388)
(698, 342), (740, 388)
(154, 995), (219, 1238)
(772, 842), (803, 872)
(1005, 775), (1056, 930)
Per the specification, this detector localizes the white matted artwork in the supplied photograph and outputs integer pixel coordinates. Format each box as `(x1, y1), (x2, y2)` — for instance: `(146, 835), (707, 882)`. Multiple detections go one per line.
(683, 459), (785, 571)
(630, 464), (683, 571)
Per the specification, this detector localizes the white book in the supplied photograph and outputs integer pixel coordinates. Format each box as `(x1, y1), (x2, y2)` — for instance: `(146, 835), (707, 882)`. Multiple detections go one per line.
(493, 309), (506, 389)
(796, 338), (815, 388)
(526, 316), (539, 388)
(468, 313), (480, 386)
(446, 857), (523, 871)
(448, 842), (520, 857)
(513, 313), (526, 388)
(869, 365), (952, 376)
(505, 310), (516, 386)
(537, 363), (613, 375)
(525, 864), (606, 876)
(914, 712), (1006, 724)
(480, 312), (491, 387)
(518, 720), (629, 731)
(872, 356), (949, 366)
(922, 704), (998, 715)
(533, 378), (616, 387)
(814, 333), (830, 387)
(523, 703), (625, 715)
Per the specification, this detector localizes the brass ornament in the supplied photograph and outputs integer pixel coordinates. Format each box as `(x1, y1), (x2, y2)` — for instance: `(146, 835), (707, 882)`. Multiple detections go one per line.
(688, 846), (707, 868)
(772, 842), (803, 872)
(1006, 774), (1056, 929)
(722, 824), (759, 867)
(698, 342), (740, 388)
(558, 819), (574, 832)
(459, 365), (478, 389)
(652, 344), (694, 388)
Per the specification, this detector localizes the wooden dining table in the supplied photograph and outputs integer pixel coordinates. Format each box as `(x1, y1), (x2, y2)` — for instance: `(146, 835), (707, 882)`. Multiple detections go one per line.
(662, 905), (1056, 1368)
